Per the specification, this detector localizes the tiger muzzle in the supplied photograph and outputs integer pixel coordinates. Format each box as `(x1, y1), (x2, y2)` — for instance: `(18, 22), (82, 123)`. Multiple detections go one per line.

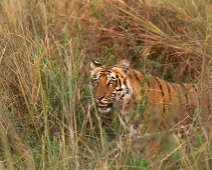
(97, 103), (113, 113)
(95, 95), (104, 101)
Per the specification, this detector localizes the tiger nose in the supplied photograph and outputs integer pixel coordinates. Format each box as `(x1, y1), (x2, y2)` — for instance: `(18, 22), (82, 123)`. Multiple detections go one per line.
(95, 95), (104, 101)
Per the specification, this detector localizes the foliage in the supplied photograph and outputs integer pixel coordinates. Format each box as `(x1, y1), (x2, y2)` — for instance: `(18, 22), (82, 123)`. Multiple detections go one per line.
(0, 0), (211, 169)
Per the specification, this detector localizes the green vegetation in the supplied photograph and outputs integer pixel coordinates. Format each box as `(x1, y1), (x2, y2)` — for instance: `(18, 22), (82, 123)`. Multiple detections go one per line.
(0, 0), (211, 169)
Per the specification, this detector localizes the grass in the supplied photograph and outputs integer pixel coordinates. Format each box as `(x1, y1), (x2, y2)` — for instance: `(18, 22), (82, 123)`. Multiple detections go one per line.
(0, 0), (212, 169)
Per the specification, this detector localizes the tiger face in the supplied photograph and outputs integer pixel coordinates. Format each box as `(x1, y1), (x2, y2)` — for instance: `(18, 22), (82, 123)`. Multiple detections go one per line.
(90, 60), (133, 113)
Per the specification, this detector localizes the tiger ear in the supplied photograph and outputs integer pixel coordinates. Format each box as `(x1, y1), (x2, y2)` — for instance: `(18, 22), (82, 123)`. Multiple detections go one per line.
(117, 59), (130, 74)
(90, 60), (102, 70)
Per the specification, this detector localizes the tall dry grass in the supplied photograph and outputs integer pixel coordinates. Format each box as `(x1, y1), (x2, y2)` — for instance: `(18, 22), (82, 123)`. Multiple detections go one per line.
(0, 0), (211, 169)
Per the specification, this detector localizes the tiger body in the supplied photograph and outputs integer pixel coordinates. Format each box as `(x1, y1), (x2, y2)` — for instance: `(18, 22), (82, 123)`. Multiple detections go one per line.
(90, 59), (198, 135)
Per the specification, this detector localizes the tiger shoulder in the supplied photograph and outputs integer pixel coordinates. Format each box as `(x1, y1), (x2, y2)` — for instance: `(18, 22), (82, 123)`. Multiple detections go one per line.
(90, 59), (198, 135)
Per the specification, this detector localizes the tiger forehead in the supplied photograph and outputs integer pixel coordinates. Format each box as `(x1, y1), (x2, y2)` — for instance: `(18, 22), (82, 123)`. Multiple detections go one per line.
(93, 66), (126, 77)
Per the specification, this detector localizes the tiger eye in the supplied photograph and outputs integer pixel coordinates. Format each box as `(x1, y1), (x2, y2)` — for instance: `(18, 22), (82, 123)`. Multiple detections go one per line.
(108, 81), (113, 87)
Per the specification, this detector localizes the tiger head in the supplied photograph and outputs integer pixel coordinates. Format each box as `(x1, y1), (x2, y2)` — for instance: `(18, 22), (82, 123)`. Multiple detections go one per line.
(90, 59), (133, 113)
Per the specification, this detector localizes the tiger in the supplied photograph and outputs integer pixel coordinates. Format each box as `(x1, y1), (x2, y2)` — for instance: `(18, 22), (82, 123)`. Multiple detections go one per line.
(90, 59), (198, 136)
